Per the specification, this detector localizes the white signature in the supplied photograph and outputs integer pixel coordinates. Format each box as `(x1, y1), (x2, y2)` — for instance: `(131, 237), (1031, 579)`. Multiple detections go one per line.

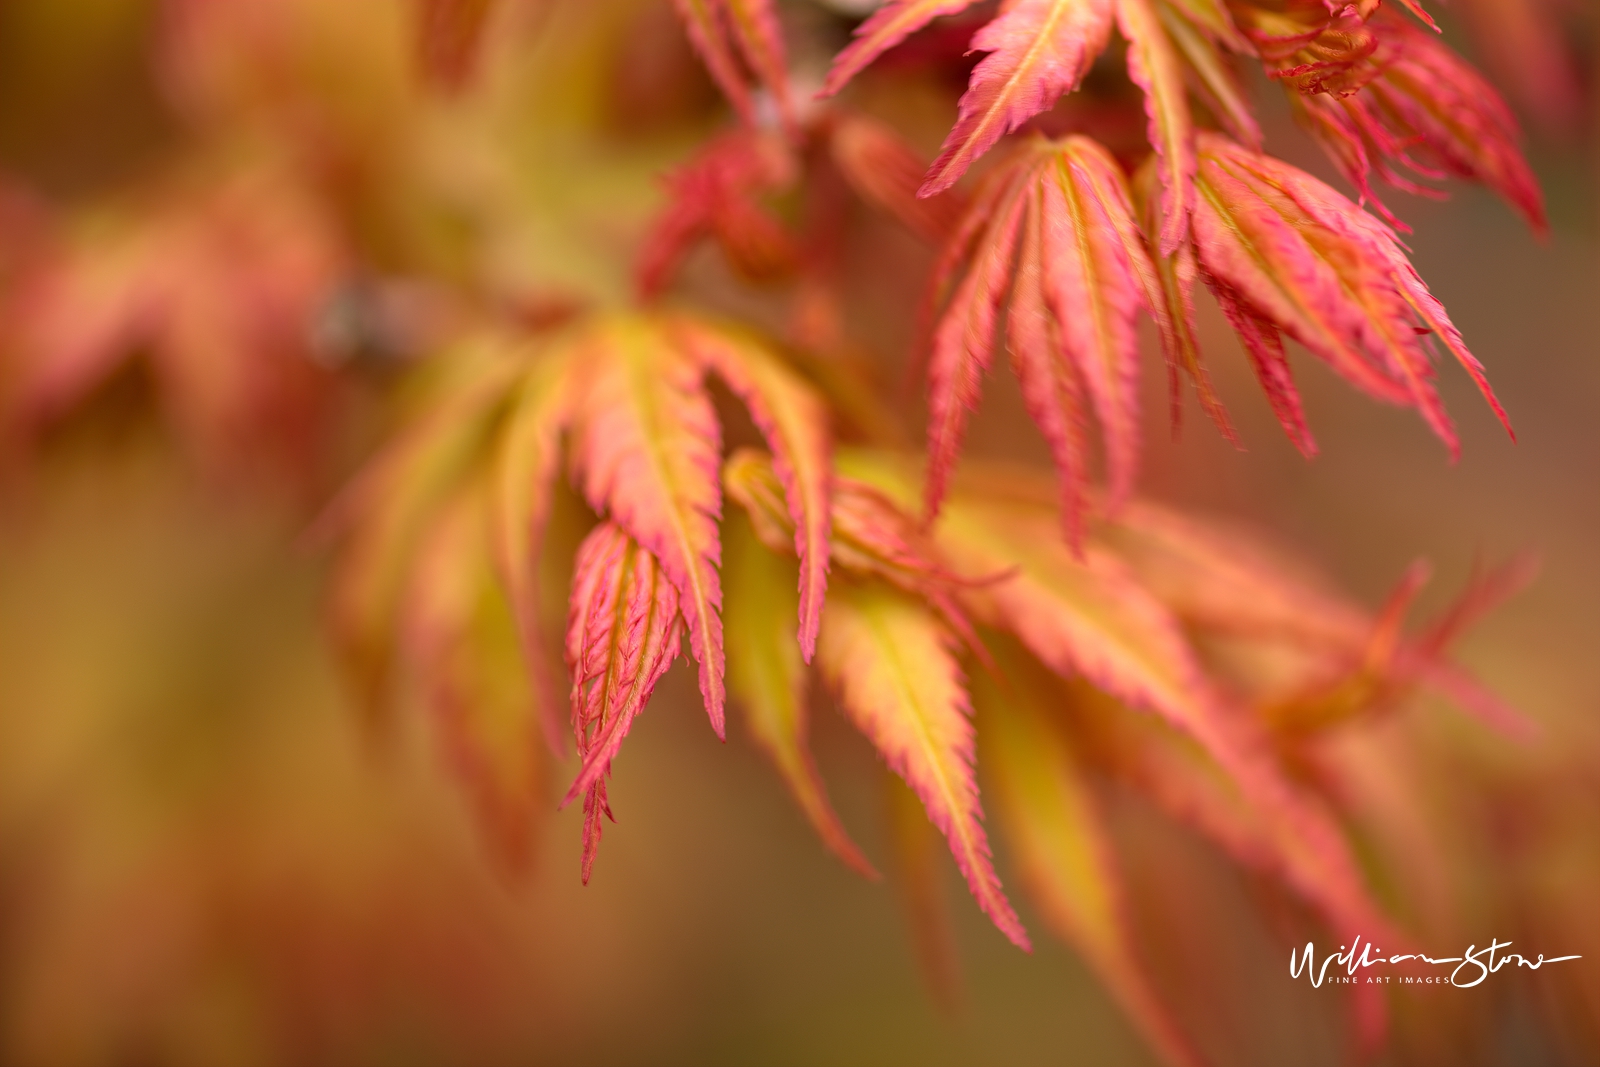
(1291, 935), (1581, 989)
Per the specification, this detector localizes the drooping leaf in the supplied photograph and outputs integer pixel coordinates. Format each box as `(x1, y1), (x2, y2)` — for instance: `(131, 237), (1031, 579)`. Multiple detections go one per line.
(492, 347), (578, 756)
(1117, 0), (1195, 255)
(566, 318), (726, 736)
(563, 521), (684, 883)
(1208, 277), (1316, 455)
(1007, 181), (1093, 547)
(1036, 139), (1154, 513)
(725, 514), (876, 876)
(1131, 158), (1238, 443)
(1191, 132), (1514, 458)
(817, 579), (1030, 949)
(1291, 12), (1546, 234)
(927, 138), (1159, 532)
(840, 451), (1400, 950)
(671, 318), (832, 662)
(920, 0), (1118, 196)
(403, 479), (547, 873)
(923, 162), (1034, 522)
(978, 643), (1202, 1067)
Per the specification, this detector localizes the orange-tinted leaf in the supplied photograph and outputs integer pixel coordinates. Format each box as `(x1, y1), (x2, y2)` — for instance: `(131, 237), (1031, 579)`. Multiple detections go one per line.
(817, 579), (1030, 950)
(1158, 4), (1261, 148)
(923, 163), (1033, 522)
(671, 319), (831, 662)
(1192, 132), (1513, 458)
(1132, 158), (1238, 443)
(921, 0), (1117, 196)
(567, 318), (725, 736)
(725, 515), (876, 876)
(1118, 0), (1194, 254)
(1007, 182), (1092, 547)
(840, 452), (1400, 950)
(928, 139), (1162, 536)
(979, 645), (1201, 1067)
(1038, 139), (1153, 512)
(563, 522), (684, 883)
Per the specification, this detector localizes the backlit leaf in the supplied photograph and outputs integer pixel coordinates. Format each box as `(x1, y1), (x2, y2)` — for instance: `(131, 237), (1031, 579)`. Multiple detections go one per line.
(1117, 0), (1195, 254)
(567, 318), (726, 736)
(672, 318), (832, 662)
(817, 579), (1030, 949)
(564, 522), (684, 883)
(1192, 132), (1514, 458)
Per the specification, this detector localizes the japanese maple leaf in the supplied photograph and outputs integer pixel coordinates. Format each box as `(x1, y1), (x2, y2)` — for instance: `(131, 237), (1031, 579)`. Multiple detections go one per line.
(331, 314), (834, 870)
(1186, 132), (1515, 458)
(1291, 10), (1546, 233)
(817, 577), (1032, 951)
(921, 137), (1168, 541)
(564, 521), (684, 882)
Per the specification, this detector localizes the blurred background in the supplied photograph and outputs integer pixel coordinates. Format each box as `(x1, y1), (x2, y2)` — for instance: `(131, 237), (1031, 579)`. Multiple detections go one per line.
(0, 0), (1596, 1064)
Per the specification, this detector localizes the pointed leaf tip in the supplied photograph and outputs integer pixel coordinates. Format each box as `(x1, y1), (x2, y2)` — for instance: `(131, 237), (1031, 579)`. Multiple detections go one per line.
(672, 319), (832, 666)
(563, 523), (683, 879)
(569, 319), (726, 737)
(918, 0), (1118, 197)
(819, 580), (1031, 950)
